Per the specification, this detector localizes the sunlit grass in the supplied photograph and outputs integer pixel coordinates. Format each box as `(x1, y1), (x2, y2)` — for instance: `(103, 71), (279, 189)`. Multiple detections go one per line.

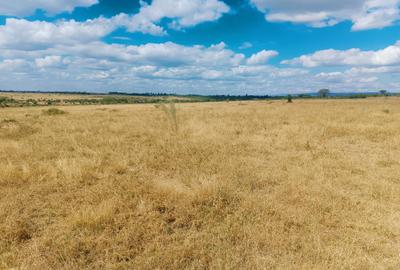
(0, 98), (400, 269)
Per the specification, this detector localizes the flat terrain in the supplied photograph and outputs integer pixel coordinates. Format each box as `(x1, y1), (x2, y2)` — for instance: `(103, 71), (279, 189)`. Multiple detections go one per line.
(0, 98), (399, 269)
(0, 92), (200, 107)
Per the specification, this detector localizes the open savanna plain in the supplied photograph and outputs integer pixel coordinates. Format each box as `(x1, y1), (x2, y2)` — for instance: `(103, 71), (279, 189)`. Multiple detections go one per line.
(0, 98), (400, 269)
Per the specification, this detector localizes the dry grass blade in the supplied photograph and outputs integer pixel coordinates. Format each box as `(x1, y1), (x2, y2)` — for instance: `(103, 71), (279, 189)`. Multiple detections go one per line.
(157, 101), (178, 133)
(0, 98), (400, 269)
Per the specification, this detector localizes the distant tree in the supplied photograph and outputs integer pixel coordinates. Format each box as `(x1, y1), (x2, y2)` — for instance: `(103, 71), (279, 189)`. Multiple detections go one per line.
(318, 89), (330, 98)
(287, 95), (293, 103)
(379, 90), (388, 96)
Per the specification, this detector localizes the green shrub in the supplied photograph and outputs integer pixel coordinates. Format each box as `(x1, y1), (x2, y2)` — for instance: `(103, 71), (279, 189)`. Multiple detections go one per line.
(2, 119), (17, 123)
(101, 97), (130, 104)
(42, 108), (67, 116)
(0, 97), (17, 105)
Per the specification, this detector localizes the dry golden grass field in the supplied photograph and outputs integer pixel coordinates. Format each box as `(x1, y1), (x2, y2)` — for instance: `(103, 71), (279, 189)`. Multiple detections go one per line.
(0, 98), (400, 269)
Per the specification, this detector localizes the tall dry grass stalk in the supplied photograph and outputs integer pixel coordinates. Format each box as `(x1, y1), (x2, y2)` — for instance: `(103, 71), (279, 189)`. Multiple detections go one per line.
(0, 97), (400, 269)
(156, 101), (178, 133)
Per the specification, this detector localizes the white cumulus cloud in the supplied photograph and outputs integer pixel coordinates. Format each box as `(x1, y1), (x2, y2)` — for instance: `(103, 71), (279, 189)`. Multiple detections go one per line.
(247, 50), (278, 65)
(0, 18), (116, 50)
(117, 0), (230, 35)
(250, 0), (400, 30)
(35, 55), (63, 68)
(0, 0), (98, 17)
(282, 41), (400, 67)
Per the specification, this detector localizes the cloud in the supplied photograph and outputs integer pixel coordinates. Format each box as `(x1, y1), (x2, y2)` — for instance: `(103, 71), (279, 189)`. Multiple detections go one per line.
(315, 70), (380, 85)
(349, 66), (400, 74)
(359, 76), (379, 83)
(352, 1), (400, 30)
(0, 20), (319, 95)
(0, 3), (398, 94)
(35, 55), (64, 68)
(0, 16), (245, 67)
(0, 18), (116, 50)
(0, 59), (30, 71)
(239, 42), (253, 50)
(282, 41), (400, 67)
(247, 50), (278, 65)
(250, 0), (400, 30)
(0, 0), (230, 37)
(0, 0), (98, 17)
(118, 0), (230, 35)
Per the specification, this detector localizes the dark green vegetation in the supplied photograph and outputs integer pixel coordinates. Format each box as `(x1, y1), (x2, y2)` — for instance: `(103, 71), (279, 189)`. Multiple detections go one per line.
(42, 108), (68, 116)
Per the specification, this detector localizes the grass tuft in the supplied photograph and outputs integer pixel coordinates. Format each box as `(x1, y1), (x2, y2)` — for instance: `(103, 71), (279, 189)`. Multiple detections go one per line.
(42, 108), (67, 116)
(156, 102), (179, 133)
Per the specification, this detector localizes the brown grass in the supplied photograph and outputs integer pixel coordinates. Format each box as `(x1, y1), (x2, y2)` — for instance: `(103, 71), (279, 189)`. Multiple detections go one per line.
(0, 98), (400, 269)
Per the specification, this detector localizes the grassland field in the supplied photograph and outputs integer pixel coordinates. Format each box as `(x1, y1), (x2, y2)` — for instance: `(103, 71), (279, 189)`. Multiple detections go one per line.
(0, 92), (201, 107)
(0, 95), (400, 269)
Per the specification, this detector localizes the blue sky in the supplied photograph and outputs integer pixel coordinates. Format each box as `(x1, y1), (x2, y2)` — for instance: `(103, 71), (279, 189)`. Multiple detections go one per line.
(0, 0), (399, 95)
